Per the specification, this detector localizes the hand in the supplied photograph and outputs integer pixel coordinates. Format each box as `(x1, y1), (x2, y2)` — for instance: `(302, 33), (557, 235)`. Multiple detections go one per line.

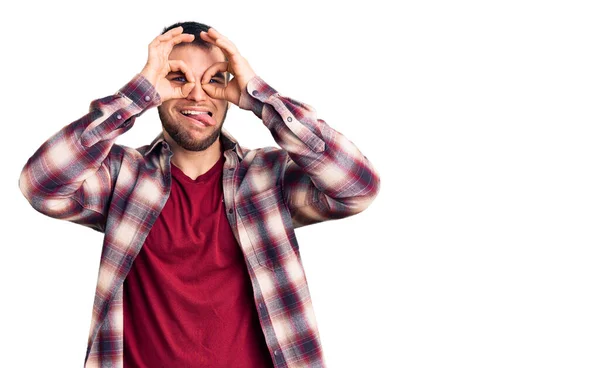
(199, 28), (257, 106)
(140, 26), (196, 103)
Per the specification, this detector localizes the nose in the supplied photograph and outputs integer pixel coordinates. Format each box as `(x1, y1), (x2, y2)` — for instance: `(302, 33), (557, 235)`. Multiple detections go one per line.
(186, 81), (209, 102)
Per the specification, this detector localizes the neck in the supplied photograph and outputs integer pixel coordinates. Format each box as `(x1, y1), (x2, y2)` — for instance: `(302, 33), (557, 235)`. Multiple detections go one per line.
(167, 136), (222, 180)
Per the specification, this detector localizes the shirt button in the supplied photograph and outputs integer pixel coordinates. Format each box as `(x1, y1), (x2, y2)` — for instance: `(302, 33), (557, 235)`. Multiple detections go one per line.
(274, 350), (279, 356)
(228, 208), (233, 214)
(116, 114), (122, 120)
(252, 90), (258, 96)
(259, 303), (264, 309)
(144, 95), (151, 102)
(287, 117), (293, 122)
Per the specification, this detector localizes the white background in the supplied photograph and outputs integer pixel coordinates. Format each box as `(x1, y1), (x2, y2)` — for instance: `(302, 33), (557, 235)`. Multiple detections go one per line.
(1, 0), (599, 367)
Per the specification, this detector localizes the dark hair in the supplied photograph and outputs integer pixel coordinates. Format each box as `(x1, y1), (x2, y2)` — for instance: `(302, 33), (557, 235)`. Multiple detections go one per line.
(162, 21), (214, 50)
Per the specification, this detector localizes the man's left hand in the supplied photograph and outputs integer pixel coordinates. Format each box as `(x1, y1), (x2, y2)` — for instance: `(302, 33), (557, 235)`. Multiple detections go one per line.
(200, 28), (257, 106)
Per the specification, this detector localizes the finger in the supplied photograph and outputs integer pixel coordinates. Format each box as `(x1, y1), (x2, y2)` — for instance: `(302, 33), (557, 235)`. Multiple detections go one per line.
(158, 26), (183, 41)
(200, 30), (238, 57)
(201, 82), (227, 101)
(214, 37), (239, 58)
(201, 62), (229, 85)
(179, 82), (196, 98)
(168, 59), (196, 97)
(168, 60), (196, 84)
(150, 27), (188, 48)
(206, 27), (226, 40)
(171, 81), (197, 99)
(167, 33), (195, 47)
(154, 34), (194, 55)
(199, 31), (217, 45)
(206, 28), (236, 50)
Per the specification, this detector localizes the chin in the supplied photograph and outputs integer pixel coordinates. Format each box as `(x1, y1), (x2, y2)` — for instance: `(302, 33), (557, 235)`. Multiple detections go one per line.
(165, 125), (222, 152)
(159, 106), (227, 152)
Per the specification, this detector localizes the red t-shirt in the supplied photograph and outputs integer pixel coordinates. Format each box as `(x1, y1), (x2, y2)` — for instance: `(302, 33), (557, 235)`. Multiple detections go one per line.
(123, 156), (273, 367)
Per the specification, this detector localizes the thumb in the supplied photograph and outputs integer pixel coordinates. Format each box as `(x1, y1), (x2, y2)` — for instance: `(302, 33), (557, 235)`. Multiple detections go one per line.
(180, 82), (196, 98)
(201, 83), (227, 100)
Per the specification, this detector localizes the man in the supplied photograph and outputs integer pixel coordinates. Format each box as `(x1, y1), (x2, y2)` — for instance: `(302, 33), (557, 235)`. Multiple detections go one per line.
(19, 21), (380, 367)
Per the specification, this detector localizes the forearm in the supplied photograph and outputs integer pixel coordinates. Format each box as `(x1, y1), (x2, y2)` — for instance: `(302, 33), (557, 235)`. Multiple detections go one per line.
(239, 77), (380, 221)
(19, 75), (160, 221)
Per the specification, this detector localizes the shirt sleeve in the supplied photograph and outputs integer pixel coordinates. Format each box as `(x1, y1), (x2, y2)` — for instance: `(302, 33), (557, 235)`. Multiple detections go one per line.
(18, 75), (161, 232)
(238, 76), (381, 228)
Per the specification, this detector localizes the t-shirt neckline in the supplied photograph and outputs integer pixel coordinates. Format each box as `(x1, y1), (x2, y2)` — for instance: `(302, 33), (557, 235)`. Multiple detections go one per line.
(170, 155), (224, 184)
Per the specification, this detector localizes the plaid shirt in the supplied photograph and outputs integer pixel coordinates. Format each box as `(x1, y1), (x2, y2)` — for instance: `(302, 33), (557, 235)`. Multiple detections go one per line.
(19, 74), (380, 367)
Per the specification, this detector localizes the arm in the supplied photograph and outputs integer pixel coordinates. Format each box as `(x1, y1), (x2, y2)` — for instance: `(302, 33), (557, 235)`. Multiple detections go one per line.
(199, 29), (380, 228)
(19, 26), (196, 232)
(239, 78), (380, 227)
(18, 76), (160, 232)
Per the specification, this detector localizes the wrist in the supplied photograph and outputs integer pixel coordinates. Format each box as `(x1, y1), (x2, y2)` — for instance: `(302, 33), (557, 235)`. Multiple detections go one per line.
(139, 67), (159, 87)
(238, 76), (273, 118)
(119, 74), (161, 108)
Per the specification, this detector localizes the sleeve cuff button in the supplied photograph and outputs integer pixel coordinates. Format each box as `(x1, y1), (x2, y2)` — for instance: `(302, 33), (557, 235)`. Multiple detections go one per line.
(252, 90), (258, 96)
(144, 96), (151, 102)
(287, 117), (293, 122)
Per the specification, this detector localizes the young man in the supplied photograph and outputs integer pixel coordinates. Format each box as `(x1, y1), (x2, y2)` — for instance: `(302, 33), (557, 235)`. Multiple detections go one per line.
(19, 21), (380, 367)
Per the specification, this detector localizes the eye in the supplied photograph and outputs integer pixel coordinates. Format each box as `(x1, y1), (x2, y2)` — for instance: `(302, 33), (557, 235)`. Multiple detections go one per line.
(171, 76), (187, 83)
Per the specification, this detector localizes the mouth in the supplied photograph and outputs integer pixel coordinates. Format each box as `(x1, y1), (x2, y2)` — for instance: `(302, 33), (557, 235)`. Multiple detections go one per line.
(180, 110), (216, 127)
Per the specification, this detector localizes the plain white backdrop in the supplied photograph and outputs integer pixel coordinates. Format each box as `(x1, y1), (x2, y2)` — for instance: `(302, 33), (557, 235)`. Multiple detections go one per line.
(1, 0), (599, 367)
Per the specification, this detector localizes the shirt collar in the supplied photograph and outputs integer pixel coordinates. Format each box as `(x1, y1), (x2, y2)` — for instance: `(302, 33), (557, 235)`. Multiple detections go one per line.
(144, 129), (243, 159)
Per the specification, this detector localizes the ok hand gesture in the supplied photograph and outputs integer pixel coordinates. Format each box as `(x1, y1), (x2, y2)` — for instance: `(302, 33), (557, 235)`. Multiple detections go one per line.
(140, 26), (196, 103)
(199, 28), (257, 106)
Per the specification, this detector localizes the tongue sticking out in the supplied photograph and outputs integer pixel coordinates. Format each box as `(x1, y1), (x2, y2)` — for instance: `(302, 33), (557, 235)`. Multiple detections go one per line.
(182, 112), (217, 127)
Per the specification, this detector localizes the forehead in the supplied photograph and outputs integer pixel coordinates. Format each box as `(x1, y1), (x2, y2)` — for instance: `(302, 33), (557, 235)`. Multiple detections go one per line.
(168, 45), (226, 72)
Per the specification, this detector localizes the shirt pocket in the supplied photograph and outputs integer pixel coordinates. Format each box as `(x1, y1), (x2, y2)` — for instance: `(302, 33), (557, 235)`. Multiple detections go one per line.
(235, 185), (299, 270)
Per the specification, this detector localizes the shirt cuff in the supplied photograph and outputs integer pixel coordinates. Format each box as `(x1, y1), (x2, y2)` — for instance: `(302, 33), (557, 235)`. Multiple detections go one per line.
(118, 74), (162, 110)
(238, 76), (278, 117)
(80, 75), (160, 147)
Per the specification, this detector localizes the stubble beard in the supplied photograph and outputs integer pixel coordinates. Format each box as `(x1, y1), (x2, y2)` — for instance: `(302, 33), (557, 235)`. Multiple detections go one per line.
(158, 106), (228, 152)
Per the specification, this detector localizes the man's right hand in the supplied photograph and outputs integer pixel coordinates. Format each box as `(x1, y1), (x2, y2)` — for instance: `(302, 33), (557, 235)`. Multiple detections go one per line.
(140, 26), (196, 104)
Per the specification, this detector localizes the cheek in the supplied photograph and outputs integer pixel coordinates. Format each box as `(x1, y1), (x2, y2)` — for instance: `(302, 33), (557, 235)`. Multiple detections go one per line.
(159, 102), (175, 115)
(215, 101), (229, 115)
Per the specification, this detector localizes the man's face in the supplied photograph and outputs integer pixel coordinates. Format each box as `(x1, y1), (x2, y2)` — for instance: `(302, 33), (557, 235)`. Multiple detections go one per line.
(158, 44), (229, 151)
